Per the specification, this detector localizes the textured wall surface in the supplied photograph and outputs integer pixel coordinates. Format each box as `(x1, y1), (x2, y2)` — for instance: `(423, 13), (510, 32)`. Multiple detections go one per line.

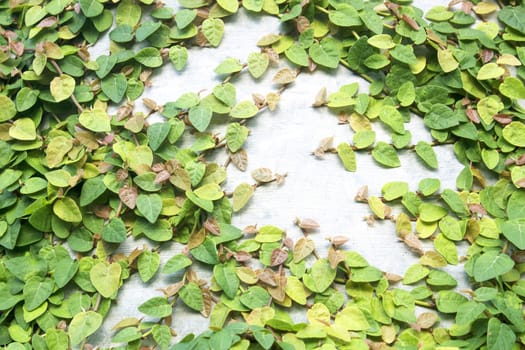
(91, 0), (467, 344)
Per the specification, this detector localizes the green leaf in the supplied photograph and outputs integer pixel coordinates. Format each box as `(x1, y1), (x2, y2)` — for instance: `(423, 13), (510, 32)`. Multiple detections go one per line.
(113, 327), (143, 343)
(285, 44), (309, 67)
(54, 255), (79, 288)
(217, 0), (239, 13)
(232, 183), (254, 212)
(502, 121), (525, 147)
(240, 286), (271, 309)
(138, 297), (172, 318)
(336, 143), (356, 172)
(163, 254), (192, 274)
(202, 18), (224, 47)
(437, 49), (459, 72)
(90, 262), (122, 298)
(498, 5), (525, 35)
(390, 45), (417, 65)
(215, 58), (243, 75)
(23, 277), (54, 311)
(79, 109), (111, 132)
(175, 9), (196, 28)
(147, 122), (171, 151)
(69, 311), (103, 345)
(501, 219), (525, 249)
(79, 0), (104, 17)
(189, 105), (213, 132)
(14, 87), (40, 112)
(382, 181), (409, 201)
(477, 62), (504, 80)
(368, 34), (395, 49)
(243, 0), (263, 12)
(455, 301), (486, 325)
(230, 100), (258, 119)
(136, 20), (161, 42)
(180, 282), (203, 311)
(397, 81), (415, 107)
(379, 105), (405, 134)
(152, 325), (171, 350)
(415, 141), (438, 169)
(247, 52), (269, 78)
(101, 73), (127, 103)
(101, 218), (127, 243)
(214, 262), (240, 299)
(116, 0), (141, 26)
(138, 251), (160, 283)
(309, 37), (340, 69)
(50, 74), (75, 102)
(80, 176), (106, 206)
(302, 259), (336, 293)
(328, 5), (361, 27)
(9, 118), (36, 141)
(477, 95), (503, 125)
(424, 104), (459, 130)
(190, 237), (219, 264)
(169, 45), (188, 71)
(46, 136), (73, 168)
(53, 197), (82, 223)
(213, 83), (236, 107)
(136, 194), (163, 224)
(419, 203), (447, 222)
(0, 95), (17, 122)
(487, 317), (516, 350)
(500, 77), (525, 99)
(371, 142), (401, 168)
(135, 47), (163, 68)
(473, 251), (514, 282)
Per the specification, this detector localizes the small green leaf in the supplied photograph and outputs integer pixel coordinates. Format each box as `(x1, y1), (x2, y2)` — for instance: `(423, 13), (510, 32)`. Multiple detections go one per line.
(136, 194), (163, 224)
(247, 52), (269, 78)
(371, 142), (401, 168)
(101, 73), (127, 103)
(0, 95), (17, 122)
(138, 297), (172, 318)
(202, 18), (224, 47)
(501, 219), (525, 249)
(487, 317), (516, 350)
(53, 197), (82, 223)
(90, 262), (122, 298)
(215, 58), (243, 75)
(336, 143), (356, 172)
(180, 282), (203, 311)
(214, 262), (240, 299)
(163, 254), (192, 274)
(230, 100), (258, 119)
(502, 121), (525, 147)
(79, 109), (111, 133)
(415, 141), (438, 169)
(50, 74), (75, 102)
(473, 251), (514, 282)
(69, 311), (103, 345)
(79, 0), (104, 17)
(23, 277), (54, 311)
(477, 62), (504, 80)
(138, 251), (160, 283)
(169, 45), (188, 71)
(135, 47), (163, 68)
(101, 218), (127, 243)
(232, 183), (254, 212)
(189, 105), (213, 132)
(9, 118), (36, 141)
(309, 37), (340, 69)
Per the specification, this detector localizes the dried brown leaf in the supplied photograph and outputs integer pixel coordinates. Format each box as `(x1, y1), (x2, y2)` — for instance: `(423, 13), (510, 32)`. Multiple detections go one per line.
(230, 149), (248, 171)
